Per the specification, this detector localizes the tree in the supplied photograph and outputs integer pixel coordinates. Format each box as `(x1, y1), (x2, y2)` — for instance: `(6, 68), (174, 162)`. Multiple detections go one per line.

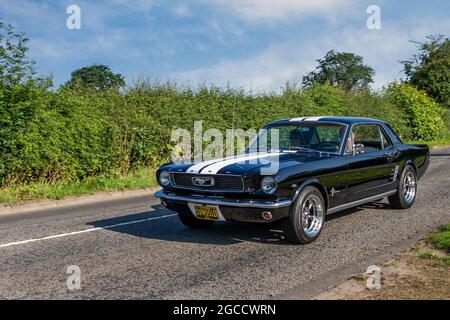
(65, 64), (125, 91)
(403, 35), (450, 108)
(0, 21), (36, 86)
(303, 50), (375, 91)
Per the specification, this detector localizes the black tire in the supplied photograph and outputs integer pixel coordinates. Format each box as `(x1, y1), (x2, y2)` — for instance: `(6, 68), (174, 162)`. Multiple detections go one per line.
(282, 186), (325, 244)
(388, 165), (417, 209)
(177, 207), (214, 229)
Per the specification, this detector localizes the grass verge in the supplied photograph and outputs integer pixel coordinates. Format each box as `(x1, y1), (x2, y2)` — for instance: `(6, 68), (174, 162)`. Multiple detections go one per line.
(418, 251), (450, 266)
(0, 168), (158, 206)
(426, 224), (450, 252)
(418, 224), (450, 266)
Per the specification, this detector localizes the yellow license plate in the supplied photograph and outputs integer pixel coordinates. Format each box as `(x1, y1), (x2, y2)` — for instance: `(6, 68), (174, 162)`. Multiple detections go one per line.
(194, 205), (219, 221)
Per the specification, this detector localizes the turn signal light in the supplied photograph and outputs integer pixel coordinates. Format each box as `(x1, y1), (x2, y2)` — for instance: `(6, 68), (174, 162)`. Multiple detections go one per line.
(262, 211), (273, 221)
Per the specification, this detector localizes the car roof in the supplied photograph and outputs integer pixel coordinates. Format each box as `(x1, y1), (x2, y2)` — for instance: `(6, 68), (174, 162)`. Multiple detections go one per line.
(269, 116), (384, 125)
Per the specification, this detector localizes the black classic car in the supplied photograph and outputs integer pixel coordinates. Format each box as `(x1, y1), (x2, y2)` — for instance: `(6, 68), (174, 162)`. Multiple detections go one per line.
(155, 117), (430, 244)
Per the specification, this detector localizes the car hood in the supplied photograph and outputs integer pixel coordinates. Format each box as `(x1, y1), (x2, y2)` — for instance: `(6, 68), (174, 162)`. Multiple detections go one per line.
(166, 151), (331, 176)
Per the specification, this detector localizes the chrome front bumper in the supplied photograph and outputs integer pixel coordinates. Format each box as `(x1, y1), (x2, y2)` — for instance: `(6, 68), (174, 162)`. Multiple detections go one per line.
(155, 191), (292, 209)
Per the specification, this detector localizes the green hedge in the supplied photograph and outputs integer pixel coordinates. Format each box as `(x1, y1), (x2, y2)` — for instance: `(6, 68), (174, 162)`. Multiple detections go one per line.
(0, 81), (446, 187)
(388, 83), (446, 141)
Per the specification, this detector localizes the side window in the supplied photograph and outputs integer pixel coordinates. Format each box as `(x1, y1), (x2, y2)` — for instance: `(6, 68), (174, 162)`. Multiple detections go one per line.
(380, 128), (393, 149)
(384, 123), (403, 145)
(347, 124), (383, 154)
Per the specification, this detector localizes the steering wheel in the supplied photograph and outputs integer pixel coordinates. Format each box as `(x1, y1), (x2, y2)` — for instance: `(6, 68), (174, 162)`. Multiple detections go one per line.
(318, 142), (339, 152)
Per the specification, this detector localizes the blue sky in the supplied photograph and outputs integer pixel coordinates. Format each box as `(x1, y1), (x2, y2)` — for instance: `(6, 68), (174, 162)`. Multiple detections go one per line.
(1, 0), (449, 91)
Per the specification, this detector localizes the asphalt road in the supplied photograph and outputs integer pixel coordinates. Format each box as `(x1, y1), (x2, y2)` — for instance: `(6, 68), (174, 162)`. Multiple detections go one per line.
(1, 148), (449, 300)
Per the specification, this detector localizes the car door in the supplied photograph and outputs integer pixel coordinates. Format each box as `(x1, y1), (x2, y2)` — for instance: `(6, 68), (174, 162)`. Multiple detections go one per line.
(345, 124), (394, 202)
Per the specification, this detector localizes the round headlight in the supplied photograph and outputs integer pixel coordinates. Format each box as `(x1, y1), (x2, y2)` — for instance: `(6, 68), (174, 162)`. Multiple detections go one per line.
(158, 170), (171, 187)
(261, 176), (277, 194)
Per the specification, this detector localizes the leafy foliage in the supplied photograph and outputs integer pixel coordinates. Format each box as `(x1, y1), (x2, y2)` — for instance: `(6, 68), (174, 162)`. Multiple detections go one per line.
(0, 21), (36, 86)
(65, 64), (125, 92)
(388, 83), (445, 141)
(403, 35), (450, 108)
(303, 50), (375, 91)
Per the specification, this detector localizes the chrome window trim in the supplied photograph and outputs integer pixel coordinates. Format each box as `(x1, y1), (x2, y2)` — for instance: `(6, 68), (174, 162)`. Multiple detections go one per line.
(343, 122), (393, 155)
(379, 125), (394, 149)
(259, 121), (349, 156)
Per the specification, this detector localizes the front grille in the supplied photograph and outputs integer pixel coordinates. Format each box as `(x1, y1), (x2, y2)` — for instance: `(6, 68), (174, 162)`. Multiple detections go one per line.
(171, 173), (244, 192)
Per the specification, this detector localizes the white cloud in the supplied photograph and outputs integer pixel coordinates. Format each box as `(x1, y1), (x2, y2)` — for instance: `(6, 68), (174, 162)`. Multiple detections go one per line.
(174, 4), (191, 17)
(322, 17), (450, 89)
(173, 17), (450, 91)
(203, 0), (357, 22)
(173, 42), (316, 91)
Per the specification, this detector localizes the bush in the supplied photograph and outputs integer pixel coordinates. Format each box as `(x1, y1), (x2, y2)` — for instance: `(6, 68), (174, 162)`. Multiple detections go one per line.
(0, 80), (442, 188)
(388, 83), (446, 141)
(444, 109), (450, 132)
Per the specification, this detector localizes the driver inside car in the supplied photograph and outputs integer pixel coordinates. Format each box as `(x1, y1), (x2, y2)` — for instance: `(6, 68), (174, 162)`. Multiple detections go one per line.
(346, 131), (365, 154)
(346, 131), (355, 153)
(289, 130), (303, 148)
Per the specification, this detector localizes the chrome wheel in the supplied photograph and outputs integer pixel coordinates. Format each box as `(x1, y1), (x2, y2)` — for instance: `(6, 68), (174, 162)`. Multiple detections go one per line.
(403, 171), (416, 204)
(300, 194), (324, 237)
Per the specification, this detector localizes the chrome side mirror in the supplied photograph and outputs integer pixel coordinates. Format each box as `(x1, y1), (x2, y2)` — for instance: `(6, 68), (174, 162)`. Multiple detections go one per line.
(354, 143), (365, 155)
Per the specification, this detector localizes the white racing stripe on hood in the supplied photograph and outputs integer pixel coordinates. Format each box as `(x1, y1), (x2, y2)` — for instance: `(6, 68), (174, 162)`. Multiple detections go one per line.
(199, 152), (282, 174)
(187, 152), (274, 174)
(186, 155), (237, 174)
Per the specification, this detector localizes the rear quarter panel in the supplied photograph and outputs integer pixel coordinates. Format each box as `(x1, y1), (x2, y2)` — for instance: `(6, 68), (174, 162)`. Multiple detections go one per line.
(395, 144), (430, 179)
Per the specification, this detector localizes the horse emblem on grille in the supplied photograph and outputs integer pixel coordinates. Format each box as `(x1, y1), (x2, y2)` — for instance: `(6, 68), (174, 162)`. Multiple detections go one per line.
(192, 176), (215, 187)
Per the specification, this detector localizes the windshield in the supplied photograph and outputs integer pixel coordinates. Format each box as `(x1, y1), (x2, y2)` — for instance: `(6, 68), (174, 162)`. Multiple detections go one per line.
(248, 122), (347, 154)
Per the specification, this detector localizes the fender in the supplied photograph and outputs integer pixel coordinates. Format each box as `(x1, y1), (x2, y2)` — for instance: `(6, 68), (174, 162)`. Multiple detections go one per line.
(404, 159), (417, 175)
(290, 178), (329, 210)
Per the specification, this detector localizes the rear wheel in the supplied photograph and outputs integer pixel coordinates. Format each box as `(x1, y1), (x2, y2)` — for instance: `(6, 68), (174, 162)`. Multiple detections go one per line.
(388, 165), (417, 209)
(177, 207), (214, 229)
(282, 186), (325, 244)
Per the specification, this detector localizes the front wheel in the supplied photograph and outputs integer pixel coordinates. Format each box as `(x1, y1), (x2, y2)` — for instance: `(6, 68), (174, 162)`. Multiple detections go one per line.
(177, 207), (214, 229)
(388, 165), (417, 209)
(282, 186), (325, 244)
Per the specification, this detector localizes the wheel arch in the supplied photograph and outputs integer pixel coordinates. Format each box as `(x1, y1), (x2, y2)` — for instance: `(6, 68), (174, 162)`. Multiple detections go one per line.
(291, 179), (329, 211)
(403, 159), (418, 175)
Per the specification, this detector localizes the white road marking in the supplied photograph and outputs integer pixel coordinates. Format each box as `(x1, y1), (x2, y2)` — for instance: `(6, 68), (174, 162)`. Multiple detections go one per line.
(0, 213), (177, 249)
